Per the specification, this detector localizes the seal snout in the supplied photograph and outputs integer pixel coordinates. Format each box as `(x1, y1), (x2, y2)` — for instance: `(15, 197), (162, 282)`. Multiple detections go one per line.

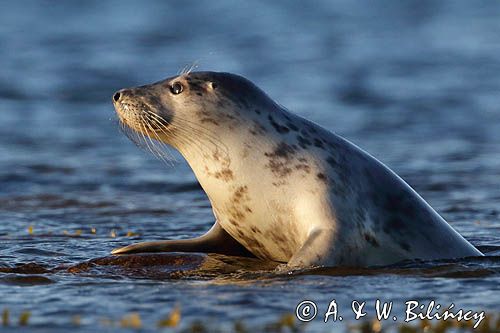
(112, 86), (174, 139)
(112, 88), (142, 130)
(112, 89), (131, 104)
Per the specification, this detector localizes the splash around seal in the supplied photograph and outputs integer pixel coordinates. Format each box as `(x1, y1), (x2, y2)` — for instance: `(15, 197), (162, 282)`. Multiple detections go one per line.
(111, 71), (483, 268)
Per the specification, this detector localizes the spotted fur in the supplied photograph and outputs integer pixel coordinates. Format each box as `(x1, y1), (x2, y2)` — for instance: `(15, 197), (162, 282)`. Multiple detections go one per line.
(111, 71), (483, 267)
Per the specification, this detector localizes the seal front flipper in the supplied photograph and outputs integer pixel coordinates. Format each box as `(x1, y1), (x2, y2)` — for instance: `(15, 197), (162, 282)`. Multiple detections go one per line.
(285, 228), (336, 269)
(111, 222), (255, 257)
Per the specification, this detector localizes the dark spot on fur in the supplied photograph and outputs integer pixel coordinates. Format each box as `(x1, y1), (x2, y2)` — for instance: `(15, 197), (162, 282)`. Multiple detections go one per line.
(213, 169), (234, 181)
(364, 233), (380, 248)
(229, 218), (240, 226)
(295, 164), (311, 173)
(249, 121), (267, 136)
(316, 173), (327, 182)
(196, 92), (203, 96)
(217, 100), (228, 108)
(231, 209), (245, 220)
(233, 185), (248, 204)
(212, 151), (221, 161)
(264, 142), (296, 179)
(250, 226), (261, 234)
(267, 161), (292, 179)
(238, 97), (249, 108)
(286, 122), (299, 131)
(378, 192), (419, 237)
(326, 156), (339, 169)
(189, 81), (205, 93)
(297, 135), (311, 149)
(223, 113), (237, 121)
(327, 141), (342, 153)
(268, 115), (290, 134)
(200, 118), (219, 125)
(227, 185), (253, 228)
(306, 124), (317, 134)
(265, 142), (296, 159)
(197, 110), (219, 126)
(300, 128), (311, 138)
(313, 138), (324, 148)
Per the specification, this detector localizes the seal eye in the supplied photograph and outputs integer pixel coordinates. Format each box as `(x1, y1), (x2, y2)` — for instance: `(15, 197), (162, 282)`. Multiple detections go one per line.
(170, 82), (183, 95)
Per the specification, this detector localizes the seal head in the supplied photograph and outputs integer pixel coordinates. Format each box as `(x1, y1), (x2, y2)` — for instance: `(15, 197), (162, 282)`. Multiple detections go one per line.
(113, 72), (275, 150)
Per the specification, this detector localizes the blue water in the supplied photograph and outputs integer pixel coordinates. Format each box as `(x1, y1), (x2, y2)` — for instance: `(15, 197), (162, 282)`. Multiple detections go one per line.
(0, 1), (499, 332)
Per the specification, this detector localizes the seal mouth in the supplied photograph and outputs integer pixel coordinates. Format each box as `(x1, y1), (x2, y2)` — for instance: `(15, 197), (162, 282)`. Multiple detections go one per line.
(114, 99), (170, 135)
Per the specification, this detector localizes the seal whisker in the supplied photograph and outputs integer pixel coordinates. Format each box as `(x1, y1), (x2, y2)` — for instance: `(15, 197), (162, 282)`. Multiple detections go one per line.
(178, 64), (189, 75)
(178, 61), (199, 75)
(144, 109), (230, 161)
(121, 115), (164, 164)
(172, 121), (230, 161)
(118, 119), (174, 166)
(139, 115), (176, 166)
(141, 110), (213, 159)
(138, 119), (161, 161)
(143, 112), (199, 156)
(186, 61), (199, 74)
(170, 117), (230, 155)
(142, 116), (178, 167)
(118, 120), (148, 152)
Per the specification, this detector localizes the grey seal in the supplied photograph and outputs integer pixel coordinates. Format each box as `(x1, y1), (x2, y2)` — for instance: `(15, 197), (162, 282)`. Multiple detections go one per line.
(111, 71), (483, 268)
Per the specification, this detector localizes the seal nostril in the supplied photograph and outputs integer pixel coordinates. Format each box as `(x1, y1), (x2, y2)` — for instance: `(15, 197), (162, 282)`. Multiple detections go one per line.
(113, 92), (121, 102)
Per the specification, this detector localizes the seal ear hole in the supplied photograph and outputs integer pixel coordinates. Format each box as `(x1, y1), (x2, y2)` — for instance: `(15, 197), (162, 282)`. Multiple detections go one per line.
(170, 82), (184, 95)
(210, 82), (218, 90)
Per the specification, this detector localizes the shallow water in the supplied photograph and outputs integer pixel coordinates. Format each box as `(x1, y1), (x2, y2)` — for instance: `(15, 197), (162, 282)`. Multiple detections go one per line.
(0, 1), (499, 332)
